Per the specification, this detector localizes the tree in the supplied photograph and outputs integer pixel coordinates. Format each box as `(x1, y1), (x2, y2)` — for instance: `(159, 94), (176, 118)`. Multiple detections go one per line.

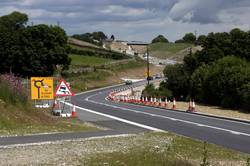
(0, 11), (28, 31)
(162, 64), (190, 100)
(0, 11), (28, 74)
(192, 56), (250, 109)
(183, 33), (196, 43)
(72, 31), (107, 46)
(174, 39), (185, 43)
(0, 12), (70, 77)
(197, 35), (206, 45)
(157, 28), (250, 111)
(152, 35), (169, 43)
(92, 31), (107, 41)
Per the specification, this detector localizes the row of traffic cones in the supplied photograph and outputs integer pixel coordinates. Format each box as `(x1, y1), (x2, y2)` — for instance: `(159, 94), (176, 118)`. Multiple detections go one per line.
(52, 99), (77, 117)
(108, 91), (197, 113)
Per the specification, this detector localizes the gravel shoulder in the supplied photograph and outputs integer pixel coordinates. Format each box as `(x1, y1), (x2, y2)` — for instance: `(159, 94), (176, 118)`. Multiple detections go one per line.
(0, 132), (248, 166)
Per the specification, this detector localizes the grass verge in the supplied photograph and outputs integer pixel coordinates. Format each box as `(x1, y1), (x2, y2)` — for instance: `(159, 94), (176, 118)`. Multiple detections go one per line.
(84, 132), (249, 166)
(0, 102), (98, 136)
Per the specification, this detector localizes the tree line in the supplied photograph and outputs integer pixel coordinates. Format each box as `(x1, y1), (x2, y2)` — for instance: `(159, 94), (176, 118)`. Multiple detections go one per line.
(146, 28), (250, 111)
(71, 32), (108, 46)
(151, 33), (203, 44)
(0, 11), (70, 77)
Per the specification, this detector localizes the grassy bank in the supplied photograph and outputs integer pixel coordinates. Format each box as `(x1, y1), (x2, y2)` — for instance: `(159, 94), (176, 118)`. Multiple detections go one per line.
(0, 76), (98, 136)
(0, 101), (98, 136)
(149, 43), (192, 59)
(70, 54), (113, 66)
(149, 43), (192, 53)
(84, 132), (249, 166)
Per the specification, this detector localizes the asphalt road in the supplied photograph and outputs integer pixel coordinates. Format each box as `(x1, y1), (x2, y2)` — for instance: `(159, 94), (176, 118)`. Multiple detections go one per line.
(1, 80), (249, 154)
(72, 80), (250, 154)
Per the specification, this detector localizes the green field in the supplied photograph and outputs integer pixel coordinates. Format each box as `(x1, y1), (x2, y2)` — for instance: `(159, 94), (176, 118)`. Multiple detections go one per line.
(149, 42), (193, 59)
(69, 44), (98, 52)
(70, 54), (113, 66)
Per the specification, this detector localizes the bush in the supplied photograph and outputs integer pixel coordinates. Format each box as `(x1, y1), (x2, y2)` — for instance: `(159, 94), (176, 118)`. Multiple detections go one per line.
(151, 35), (169, 43)
(0, 74), (28, 106)
(142, 84), (157, 97)
(191, 56), (250, 110)
(162, 64), (190, 100)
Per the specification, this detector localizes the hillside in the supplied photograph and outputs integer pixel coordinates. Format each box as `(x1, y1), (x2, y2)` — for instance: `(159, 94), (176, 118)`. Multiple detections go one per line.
(149, 43), (193, 59)
(68, 38), (130, 60)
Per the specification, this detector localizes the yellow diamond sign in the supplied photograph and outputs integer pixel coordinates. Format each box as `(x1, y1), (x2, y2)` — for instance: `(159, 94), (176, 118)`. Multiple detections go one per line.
(31, 77), (54, 100)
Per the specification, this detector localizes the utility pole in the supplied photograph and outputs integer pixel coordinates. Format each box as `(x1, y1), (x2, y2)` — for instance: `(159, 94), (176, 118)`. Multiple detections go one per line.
(146, 46), (150, 85)
(194, 30), (197, 38)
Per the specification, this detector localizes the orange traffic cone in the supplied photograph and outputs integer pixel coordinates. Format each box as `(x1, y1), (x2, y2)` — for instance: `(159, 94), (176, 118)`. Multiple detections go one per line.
(172, 98), (176, 110)
(164, 98), (168, 108)
(187, 99), (192, 112)
(142, 97), (145, 104)
(72, 105), (77, 117)
(159, 98), (162, 107)
(150, 97), (153, 105)
(53, 99), (60, 111)
(192, 100), (196, 112)
(145, 97), (149, 105)
(154, 97), (157, 106)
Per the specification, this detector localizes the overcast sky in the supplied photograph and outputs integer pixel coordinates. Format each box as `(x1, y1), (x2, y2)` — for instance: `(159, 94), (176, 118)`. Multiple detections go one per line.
(1, 0), (250, 42)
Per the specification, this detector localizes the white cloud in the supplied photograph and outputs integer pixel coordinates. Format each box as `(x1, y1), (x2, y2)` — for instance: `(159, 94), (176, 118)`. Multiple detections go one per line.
(0, 0), (250, 41)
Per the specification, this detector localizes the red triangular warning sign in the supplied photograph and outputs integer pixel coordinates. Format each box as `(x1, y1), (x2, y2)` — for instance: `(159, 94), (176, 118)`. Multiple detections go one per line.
(55, 79), (74, 97)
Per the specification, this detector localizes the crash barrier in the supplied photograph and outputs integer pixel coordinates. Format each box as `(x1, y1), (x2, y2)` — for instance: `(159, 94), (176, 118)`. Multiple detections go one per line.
(107, 89), (197, 113)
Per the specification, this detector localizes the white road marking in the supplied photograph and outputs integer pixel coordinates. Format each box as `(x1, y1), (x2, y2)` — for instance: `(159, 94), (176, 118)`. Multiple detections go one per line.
(77, 82), (250, 136)
(63, 102), (164, 132)
(84, 97), (250, 137)
(105, 96), (250, 126)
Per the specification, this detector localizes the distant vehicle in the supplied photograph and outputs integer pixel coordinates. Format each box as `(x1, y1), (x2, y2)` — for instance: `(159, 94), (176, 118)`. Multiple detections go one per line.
(147, 76), (153, 81)
(155, 74), (162, 79)
(125, 80), (133, 85)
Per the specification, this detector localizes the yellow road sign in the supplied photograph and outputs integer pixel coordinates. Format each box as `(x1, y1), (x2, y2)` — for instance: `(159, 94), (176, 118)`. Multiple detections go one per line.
(31, 77), (54, 100)
(145, 70), (150, 77)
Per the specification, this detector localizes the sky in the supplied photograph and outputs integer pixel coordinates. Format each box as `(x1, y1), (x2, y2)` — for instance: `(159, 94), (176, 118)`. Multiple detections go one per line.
(1, 0), (250, 42)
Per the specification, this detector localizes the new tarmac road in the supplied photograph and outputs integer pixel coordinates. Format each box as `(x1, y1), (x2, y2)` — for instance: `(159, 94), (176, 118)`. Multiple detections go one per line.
(0, 80), (249, 154)
(73, 80), (250, 154)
